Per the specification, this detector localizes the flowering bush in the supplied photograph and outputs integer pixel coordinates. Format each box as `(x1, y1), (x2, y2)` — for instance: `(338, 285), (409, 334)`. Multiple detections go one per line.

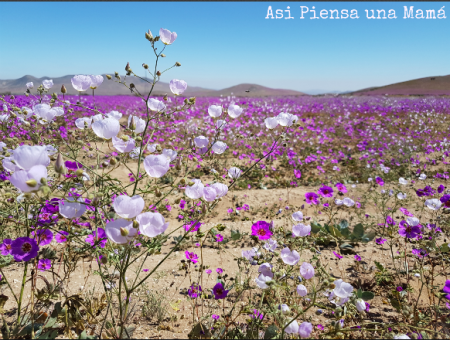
(0, 27), (448, 340)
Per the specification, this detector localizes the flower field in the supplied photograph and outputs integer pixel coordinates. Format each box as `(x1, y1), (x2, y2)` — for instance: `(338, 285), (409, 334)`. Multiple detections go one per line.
(0, 28), (449, 339)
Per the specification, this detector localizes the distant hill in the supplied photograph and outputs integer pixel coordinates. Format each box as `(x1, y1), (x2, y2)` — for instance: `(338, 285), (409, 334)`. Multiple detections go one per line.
(0, 75), (306, 97)
(349, 75), (450, 96)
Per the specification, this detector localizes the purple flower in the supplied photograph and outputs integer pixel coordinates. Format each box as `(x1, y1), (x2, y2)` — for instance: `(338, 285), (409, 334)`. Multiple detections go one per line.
(42, 198), (61, 214)
(305, 192), (319, 205)
(0, 239), (13, 255)
(317, 185), (334, 198)
(216, 268), (223, 274)
(185, 251), (198, 264)
(55, 231), (69, 243)
(212, 314), (220, 321)
(251, 309), (264, 320)
(399, 207), (414, 217)
(375, 237), (387, 245)
(396, 286), (403, 292)
(416, 186), (435, 197)
(205, 269), (212, 275)
(385, 215), (396, 226)
(188, 284), (202, 298)
(438, 185), (445, 194)
(85, 228), (107, 248)
(354, 254), (361, 261)
(212, 282), (229, 299)
(142, 269), (149, 272)
(184, 220), (201, 232)
(412, 248), (428, 259)
(37, 258), (51, 272)
(375, 177), (384, 186)
(179, 199), (186, 209)
(443, 280), (450, 300)
(215, 234), (224, 242)
(65, 160), (83, 171)
(398, 221), (421, 239)
(227, 208), (233, 214)
(440, 195), (450, 208)
(317, 324), (324, 331)
(10, 237), (39, 262)
(31, 229), (53, 246)
(333, 251), (343, 259)
(294, 169), (301, 179)
(335, 183), (347, 193)
(365, 302), (370, 312)
(251, 221), (273, 240)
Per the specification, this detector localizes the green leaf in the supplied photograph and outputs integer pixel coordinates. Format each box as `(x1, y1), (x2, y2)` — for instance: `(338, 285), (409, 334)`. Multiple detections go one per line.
(339, 220), (349, 229)
(374, 261), (384, 271)
(351, 223), (364, 239)
(361, 291), (375, 301)
(340, 227), (351, 237)
(264, 325), (279, 339)
(340, 243), (353, 249)
(329, 225), (343, 238)
(390, 298), (401, 311)
(38, 330), (59, 339)
(43, 317), (57, 329)
(310, 222), (322, 234)
(361, 230), (376, 242)
(356, 289), (362, 298)
(440, 243), (450, 253)
(231, 230), (241, 241)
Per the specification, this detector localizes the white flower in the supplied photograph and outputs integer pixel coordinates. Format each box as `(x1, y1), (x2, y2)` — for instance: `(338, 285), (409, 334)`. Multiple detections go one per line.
(208, 105), (222, 118)
(332, 279), (353, 299)
(280, 248), (300, 265)
(258, 263), (273, 278)
(284, 320), (299, 334)
(264, 117), (278, 129)
(10, 165), (47, 193)
(113, 195), (144, 219)
(399, 177), (408, 185)
(297, 284), (307, 297)
(143, 154), (170, 178)
(255, 273), (272, 289)
(210, 183), (228, 198)
(147, 143), (159, 153)
(228, 167), (242, 179)
(355, 299), (366, 312)
(211, 141), (227, 154)
(424, 198), (442, 211)
(159, 28), (177, 45)
(169, 79), (187, 95)
(419, 173), (427, 180)
(343, 197), (355, 207)
(33, 103), (58, 124)
(92, 114), (103, 122)
(136, 212), (169, 237)
(44, 145), (57, 156)
(106, 111), (122, 120)
(263, 239), (277, 252)
(128, 115), (146, 133)
(92, 117), (120, 139)
(12, 145), (50, 171)
(42, 79), (54, 90)
(216, 119), (227, 130)
(393, 335), (411, 339)
(292, 223), (310, 237)
(162, 149), (177, 162)
(89, 75), (103, 89)
(112, 136), (136, 153)
(278, 304), (290, 314)
(194, 136), (209, 148)
(105, 219), (137, 244)
(335, 199), (343, 206)
(406, 217), (420, 227)
(185, 179), (204, 199)
(71, 75), (92, 92)
(277, 112), (298, 127)
(59, 198), (86, 219)
(228, 104), (243, 118)
(397, 192), (407, 200)
(26, 82), (34, 89)
(75, 117), (92, 130)
(291, 211), (303, 221)
(202, 186), (217, 202)
(147, 98), (166, 112)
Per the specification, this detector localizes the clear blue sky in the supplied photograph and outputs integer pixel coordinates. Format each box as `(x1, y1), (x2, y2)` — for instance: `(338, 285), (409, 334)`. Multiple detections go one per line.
(1, 1), (449, 93)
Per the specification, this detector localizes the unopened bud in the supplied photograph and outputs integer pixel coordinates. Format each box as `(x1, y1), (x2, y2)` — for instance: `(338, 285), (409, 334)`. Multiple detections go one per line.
(125, 62), (131, 72)
(175, 157), (182, 170)
(175, 62), (181, 67)
(202, 204), (207, 214)
(120, 227), (129, 237)
(156, 71), (161, 76)
(155, 145), (162, 152)
(106, 75), (112, 80)
(142, 63), (149, 69)
(329, 283), (336, 289)
(40, 177), (47, 185)
(100, 256), (108, 264)
(40, 185), (51, 196)
(161, 53), (166, 58)
(25, 179), (37, 188)
(193, 157), (198, 162)
(155, 188), (162, 197)
(133, 220), (139, 229)
(54, 153), (67, 175)
(75, 169), (84, 177)
(188, 181), (195, 186)
(135, 136), (142, 142)
(145, 30), (153, 41)
(174, 198), (181, 204)
(163, 95), (168, 101)
(120, 135), (130, 142)
(180, 178), (186, 185)
(130, 116), (136, 130)
(61, 85), (67, 94)
(189, 97), (196, 104)
(109, 157), (117, 166)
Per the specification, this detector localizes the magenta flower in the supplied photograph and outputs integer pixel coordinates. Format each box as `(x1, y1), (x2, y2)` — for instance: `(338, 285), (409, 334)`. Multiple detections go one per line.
(142, 269), (149, 272)
(32, 229), (53, 246)
(317, 185), (333, 198)
(216, 268), (223, 274)
(85, 228), (107, 248)
(205, 269), (212, 275)
(333, 252), (343, 259)
(212, 282), (229, 299)
(438, 184), (445, 194)
(376, 237), (387, 245)
(10, 237), (39, 262)
(375, 177), (384, 186)
(399, 207), (414, 217)
(179, 199), (186, 209)
(251, 221), (273, 240)
(55, 231), (69, 243)
(0, 239), (13, 255)
(443, 280), (450, 300)
(185, 251), (198, 264)
(396, 286), (403, 292)
(354, 254), (361, 261)
(412, 248), (428, 258)
(188, 284), (202, 298)
(440, 195), (450, 208)
(165, 204), (172, 211)
(305, 192), (319, 205)
(227, 208), (233, 214)
(37, 258), (51, 271)
(215, 234), (224, 242)
(317, 324), (324, 331)
(184, 220), (201, 232)
(294, 169), (301, 179)
(335, 183), (347, 193)
(212, 314), (220, 321)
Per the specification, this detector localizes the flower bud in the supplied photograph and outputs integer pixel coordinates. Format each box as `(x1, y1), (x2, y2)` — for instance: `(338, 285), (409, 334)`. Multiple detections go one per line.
(329, 283), (336, 289)
(61, 85), (67, 94)
(135, 136), (142, 142)
(133, 220), (139, 229)
(55, 153), (67, 175)
(75, 169), (84, 177)
(189, 97), (196, 104)
(155, 145), (162, 152)
(193, 157), (198, 162)
(101, 256), (108, 264)
(202, 204), (207, 214)
(175, 62), (181, 67)
(125, 62), (131, 72)
(130, 116), (136, 131)
(163, 95), (168, 101)
(217, 225), (226, 231)
(40, 177), (47, 185)
(25, 179), (37, 187)
(120, 135), (129, 142)
(188, 181), (195, 186)
(145, 29), (153, 41)
(180, 178), (186, 185)
(156, 71), (161, 76)
(120, 227), (129, 237)
(106, 75), (112, 80)
(40, 186), (51, 196)
(174, 198), (181, 204)
(155, 188), (162, 197)
(109, 157), (117, 166)
(161, 53), (166, 57)
(175, 157), (182, 171)
(142, 63), (149, 69)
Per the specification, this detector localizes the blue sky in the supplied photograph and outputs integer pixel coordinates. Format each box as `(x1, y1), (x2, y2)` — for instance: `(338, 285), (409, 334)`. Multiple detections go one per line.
(1, 1), (449, 93)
